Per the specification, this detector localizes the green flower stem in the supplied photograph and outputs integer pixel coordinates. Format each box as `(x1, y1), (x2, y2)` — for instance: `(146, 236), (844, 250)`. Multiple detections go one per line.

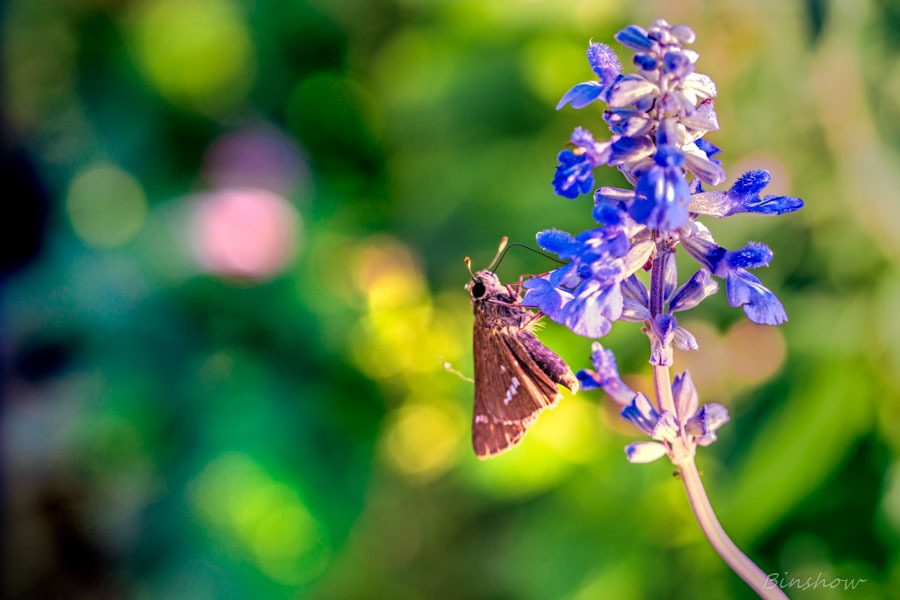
(675, 455), (788, 600)
(649, 247), (786, 599)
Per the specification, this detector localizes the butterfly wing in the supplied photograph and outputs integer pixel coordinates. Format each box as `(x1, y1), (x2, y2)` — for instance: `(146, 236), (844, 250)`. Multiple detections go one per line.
(472, 405), (535, 459)
(471, 312), (576, 458)
(488, 330), (566, 423)
(469, 274), (578, 459)
(518, 329), (580, 393)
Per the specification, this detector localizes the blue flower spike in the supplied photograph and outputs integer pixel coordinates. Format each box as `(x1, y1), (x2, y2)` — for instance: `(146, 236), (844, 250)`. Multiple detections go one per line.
(531, 18), (801, 463)
(540, 18), (802, 337)
(523, 19), (803, 596)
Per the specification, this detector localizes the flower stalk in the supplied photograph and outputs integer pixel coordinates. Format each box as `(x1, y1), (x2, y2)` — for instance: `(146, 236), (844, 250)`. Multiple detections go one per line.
(649, 257), (785, 599)
(514, 17), (804, 598)
(676, 454), (788, 600)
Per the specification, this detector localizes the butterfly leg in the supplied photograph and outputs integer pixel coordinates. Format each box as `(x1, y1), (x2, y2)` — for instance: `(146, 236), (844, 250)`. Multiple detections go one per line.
(486, 299), (521, 309)
(523, 310), (545, 328)
(508, 271), (554, 296)
(485, 298), (544, 328)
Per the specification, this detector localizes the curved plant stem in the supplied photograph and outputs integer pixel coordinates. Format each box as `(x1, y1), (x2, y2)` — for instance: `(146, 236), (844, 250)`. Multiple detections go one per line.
(648, 245), (787, 599)
(676, 457), (789, 600)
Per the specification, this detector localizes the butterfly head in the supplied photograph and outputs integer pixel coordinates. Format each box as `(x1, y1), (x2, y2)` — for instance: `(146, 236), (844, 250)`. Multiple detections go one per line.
(466, 270), (504, 301)
(465, 238), (510, 301)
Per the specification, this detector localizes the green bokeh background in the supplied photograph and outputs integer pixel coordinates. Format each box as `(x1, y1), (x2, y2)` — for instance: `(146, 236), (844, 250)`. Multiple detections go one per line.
(3, 0), (899, 598)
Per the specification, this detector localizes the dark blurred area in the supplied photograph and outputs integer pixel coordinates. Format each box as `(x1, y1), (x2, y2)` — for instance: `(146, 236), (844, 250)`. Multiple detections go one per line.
(2, 1), (898, 598)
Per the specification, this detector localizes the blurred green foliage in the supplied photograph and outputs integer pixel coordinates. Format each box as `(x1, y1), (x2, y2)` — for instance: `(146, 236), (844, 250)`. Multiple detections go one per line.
(2, 0), (899, 598)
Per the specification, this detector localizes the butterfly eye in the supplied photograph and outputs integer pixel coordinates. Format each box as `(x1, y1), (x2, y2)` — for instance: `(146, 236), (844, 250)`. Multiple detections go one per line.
(471, 281), (486, 298)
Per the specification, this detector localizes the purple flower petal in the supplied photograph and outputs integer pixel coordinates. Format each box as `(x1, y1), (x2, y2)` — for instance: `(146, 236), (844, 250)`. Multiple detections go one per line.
(681, 99), (720, 132)
(592, 187), (630, 225)
(625, 441), (668, 463)
(744, 194), (805, 216)
(685, 403), (730, 446)
(650, 314), (677, 366)
(536, 228), (576, 255)
(731, 169), (769, 196)
(556, 81), (606, 110)
(603, 108), (653, 137)
(673, 326), (698, 351)
(651, 411), (679, 442)
(695, 138), (721, 159)
(607, 135), (655, 165)
(605, 75), (659, 108)
(615, 25), (655, 51)
(621, 392), (659, 436)
(571, 126), (611, 166)
(669, 269), (718, 312)
(729, 170), (803, 215)
(671, 371), (699, 424)
(725, 269), (788, 325)
(620, 273), (649, 306)
(679, 72), (717, 104)
(726, 242), (773, 270)
(553, 150), (594, 199)
(621, 296), (651, 322)
(522, 277), (572, 320)
(663, 50), (694, 78)
(593, 203), (623, 225)
(559, 279), (623, 338)
(630, 158), (691, 232)
(587, 42), (622, 85)
(548, 262), (581, 288)
(576, 369), (602, 390)
(575, 227), (630, 259)
(683, 144), (727, 185)
(670, 25), (696, 45)
(689, 169), (803, 217)
(633, 53), (658, 71)
(576, 342), (636, 404)
(662, 252), (678, 301)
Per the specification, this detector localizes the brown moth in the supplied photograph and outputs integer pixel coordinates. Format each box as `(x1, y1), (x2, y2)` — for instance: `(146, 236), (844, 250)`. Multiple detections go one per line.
(465, 244), (578, 459)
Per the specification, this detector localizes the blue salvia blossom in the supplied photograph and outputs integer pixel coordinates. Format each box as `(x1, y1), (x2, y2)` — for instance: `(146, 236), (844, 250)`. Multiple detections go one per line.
(523, 18), (803, 463)
(580, 343), (729, 462)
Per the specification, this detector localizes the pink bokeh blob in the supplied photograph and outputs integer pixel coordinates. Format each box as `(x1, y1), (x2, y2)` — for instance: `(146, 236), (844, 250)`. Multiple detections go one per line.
(192, 188), (300, 280)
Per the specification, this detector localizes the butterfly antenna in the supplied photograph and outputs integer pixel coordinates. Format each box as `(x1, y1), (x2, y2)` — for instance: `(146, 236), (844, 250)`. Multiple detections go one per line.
(491, 243), (567, 274)
(464, 256), (476, 281)
(486, 236), (509, 271)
